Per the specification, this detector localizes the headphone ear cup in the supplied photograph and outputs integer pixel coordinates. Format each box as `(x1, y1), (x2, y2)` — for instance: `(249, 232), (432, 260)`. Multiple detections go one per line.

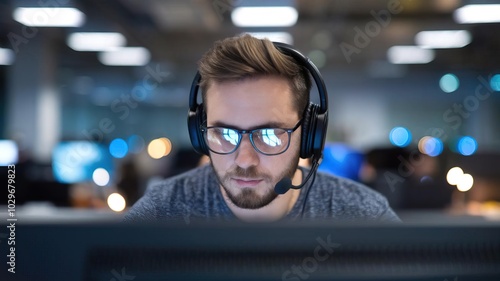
(300, 103), (316, 159)
(313, 110), (328, 159)
(188, 104), (209, 155)
(300, 103), (328, 159)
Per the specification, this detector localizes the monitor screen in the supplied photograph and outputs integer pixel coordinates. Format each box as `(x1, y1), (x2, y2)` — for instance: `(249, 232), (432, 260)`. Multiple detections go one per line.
(4, 219), (500, 281)
(319, 143), (364, 181)
(51, 141), (114, 184)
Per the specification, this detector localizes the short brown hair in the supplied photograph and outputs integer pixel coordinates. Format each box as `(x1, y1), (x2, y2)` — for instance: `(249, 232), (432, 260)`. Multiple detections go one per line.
(198, 34), (311, 115)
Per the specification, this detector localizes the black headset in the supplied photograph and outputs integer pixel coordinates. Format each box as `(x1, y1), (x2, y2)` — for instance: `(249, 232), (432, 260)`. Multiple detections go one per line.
(187, 42), (328, 165)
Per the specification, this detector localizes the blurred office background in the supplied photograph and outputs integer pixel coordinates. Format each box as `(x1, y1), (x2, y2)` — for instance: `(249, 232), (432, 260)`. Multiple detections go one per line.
(0, 0), (499, 221)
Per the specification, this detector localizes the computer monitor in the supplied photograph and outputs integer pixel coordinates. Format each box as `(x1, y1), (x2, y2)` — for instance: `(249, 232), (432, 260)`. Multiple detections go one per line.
(51, 141), (114, 184)
(3, 218), (500, 281)
(0, 139), (18, 166)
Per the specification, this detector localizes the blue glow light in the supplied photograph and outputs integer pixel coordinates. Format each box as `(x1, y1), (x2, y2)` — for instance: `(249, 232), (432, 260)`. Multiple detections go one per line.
(420, 136), (443, 157)
(457, 136), (477, 156)
(318, 143), (364, 181)
(109, 138), (128, 158)
(439, 73), (459, 93)
(52, 141), (113, 184)
(389, 127), (412, 147)
(491, 74), (500, 92)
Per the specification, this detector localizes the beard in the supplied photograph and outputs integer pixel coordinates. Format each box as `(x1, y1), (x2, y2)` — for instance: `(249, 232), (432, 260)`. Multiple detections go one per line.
(210, 151), (300, 210)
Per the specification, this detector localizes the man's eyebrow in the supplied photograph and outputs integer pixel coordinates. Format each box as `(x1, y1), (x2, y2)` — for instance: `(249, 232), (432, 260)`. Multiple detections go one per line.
(209, 121), (289, 130)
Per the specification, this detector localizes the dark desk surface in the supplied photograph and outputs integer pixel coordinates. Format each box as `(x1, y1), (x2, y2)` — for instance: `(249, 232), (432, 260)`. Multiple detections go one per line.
(1, 216), (499, 281)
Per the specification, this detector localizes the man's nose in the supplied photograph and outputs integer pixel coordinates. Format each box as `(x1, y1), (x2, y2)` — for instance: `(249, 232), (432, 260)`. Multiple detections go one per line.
(234, 135), (259, 169)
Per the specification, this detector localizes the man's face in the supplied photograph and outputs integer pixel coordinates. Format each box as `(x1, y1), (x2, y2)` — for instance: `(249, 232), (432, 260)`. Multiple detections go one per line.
(205, 76), (301, 210)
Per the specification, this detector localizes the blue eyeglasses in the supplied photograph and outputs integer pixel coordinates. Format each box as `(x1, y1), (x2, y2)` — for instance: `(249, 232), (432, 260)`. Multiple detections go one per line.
(201, 119), (302, 156)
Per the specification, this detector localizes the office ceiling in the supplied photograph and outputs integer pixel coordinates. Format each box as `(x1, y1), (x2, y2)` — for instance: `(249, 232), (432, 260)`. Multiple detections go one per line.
(2, 0), (499, 72)
(85, 0), (500, 70)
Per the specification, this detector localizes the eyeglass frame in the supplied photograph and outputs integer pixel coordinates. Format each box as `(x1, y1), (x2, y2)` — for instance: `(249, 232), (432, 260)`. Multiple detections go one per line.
(200, 119), (303, 156)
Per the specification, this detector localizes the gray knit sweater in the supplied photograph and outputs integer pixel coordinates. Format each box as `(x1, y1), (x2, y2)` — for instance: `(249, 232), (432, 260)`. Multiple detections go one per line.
(124, 164), (400, 223)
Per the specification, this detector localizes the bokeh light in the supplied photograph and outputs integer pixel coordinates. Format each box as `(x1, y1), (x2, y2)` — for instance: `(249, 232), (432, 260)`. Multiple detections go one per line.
(457, 173), (474, 192)
(420, 176), (434, 184)
(0, 140), (18, 165)
(446, 167), (464, 185)
(491, 74), (500, 92)
(418, 136), (443, 157)
(318, 143), (364, 181)
(109, 138), (128, 158)
(389, 127), (412, 147)
(52, 142), (113, 184)
(439, 73), (460, 93)
(147, 137), (172, 159)
(92, 168), (110, 186)
(457, 136), (477, 156)
(107, 193), (126, 212)
(312, 30), (333, 49)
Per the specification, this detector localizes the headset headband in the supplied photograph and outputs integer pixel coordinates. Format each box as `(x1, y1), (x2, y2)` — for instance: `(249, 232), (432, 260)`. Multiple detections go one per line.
(272, 42), (328, 114)
(189, 42), (328, 114)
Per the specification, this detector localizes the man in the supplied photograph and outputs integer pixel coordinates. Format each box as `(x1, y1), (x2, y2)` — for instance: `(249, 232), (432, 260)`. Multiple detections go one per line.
(124, 35), (399, 223)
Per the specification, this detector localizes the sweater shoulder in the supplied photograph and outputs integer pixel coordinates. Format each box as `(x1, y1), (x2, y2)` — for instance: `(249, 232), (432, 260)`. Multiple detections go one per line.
(123, 165), (214, 222)
(310, 171), (398, 220)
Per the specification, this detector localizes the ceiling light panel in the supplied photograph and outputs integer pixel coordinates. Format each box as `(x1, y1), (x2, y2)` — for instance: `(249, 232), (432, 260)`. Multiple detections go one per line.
(67, 32), (127, 51)
(13, 7), (85, 27)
